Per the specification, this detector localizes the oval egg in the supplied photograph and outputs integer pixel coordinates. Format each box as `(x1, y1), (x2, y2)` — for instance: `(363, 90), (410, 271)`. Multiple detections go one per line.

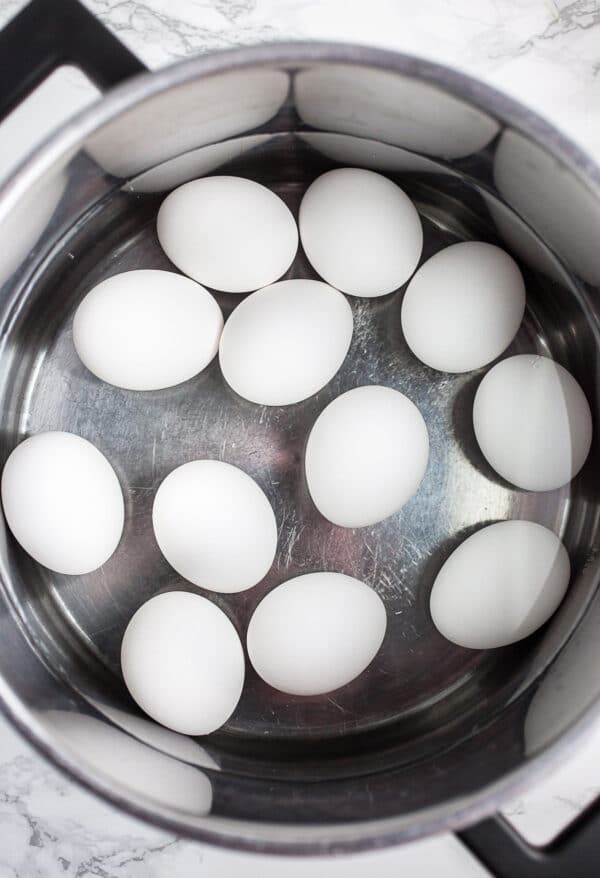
(1, 431), (124, 575)
(473, 355), (593, 491)
(401, 241), (526, 373)
(121, 591), (245, 735)
(73, 269), (223, 391)
(219, 279), (353, 405)
(157, 176), (298, 293)
(299, 167), (423, 297)
(247, 572), (387, 696)
(152, 460), (277, 593)
(305, 385), (429, 528)
(430, 520), (570, 649)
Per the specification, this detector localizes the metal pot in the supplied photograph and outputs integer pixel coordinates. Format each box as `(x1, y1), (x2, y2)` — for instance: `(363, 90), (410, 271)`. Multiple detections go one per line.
(0, 1), (598, 872)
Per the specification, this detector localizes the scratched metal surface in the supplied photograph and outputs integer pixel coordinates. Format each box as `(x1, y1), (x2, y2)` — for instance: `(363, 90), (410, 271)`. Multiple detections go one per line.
(4, 145), (589, 771)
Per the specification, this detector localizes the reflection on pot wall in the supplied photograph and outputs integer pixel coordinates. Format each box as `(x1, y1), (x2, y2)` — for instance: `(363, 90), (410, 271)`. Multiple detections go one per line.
(86, 697), (220, 770)
(295, 64), (500, 160)
(0, 170), (67, 289)
(40, 710), (213, 816)
(494, 129), (600, 286)
(484, 194), (568, 288)
(525, 575), (600, 754)
(125, 134), (274, 193)
(299, 132), (453, 176)
(86, 68), (290, 178)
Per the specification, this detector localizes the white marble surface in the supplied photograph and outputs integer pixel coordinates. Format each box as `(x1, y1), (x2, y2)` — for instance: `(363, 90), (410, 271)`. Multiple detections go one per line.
(0, 0), (600, 875)
(3, 0), (600, 155)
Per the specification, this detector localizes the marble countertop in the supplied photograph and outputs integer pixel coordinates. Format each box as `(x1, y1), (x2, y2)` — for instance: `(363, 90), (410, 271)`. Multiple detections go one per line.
(0, 1), (599, 875)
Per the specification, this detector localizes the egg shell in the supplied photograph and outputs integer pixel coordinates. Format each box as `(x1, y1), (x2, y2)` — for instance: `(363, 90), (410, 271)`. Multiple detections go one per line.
(157, 176), (298, 293)
(73, 269), (223, 391)
(121, 591), (245, 736)
(305, 385), (429, 528)
(152, 460), (277, 593)
(473, 355), (593, 491)
(430, 520), (570, 649)
(1, 431), (124, 575)
(219, 279), (353, 405)
(299, 168), (423, 297)
(247, 572), (387, 696)
(401, 241), (526, 373)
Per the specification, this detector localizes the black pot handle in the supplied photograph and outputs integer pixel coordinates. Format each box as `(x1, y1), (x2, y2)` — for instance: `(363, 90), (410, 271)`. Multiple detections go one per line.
(0, 0), (147, 124)
(458, 795), (600, 877)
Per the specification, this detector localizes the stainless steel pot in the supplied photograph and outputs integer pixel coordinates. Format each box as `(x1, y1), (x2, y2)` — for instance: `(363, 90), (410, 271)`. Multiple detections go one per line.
(0, 0), (599, 870)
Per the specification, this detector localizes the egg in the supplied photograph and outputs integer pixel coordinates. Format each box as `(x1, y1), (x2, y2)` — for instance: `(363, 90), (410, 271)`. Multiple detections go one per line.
(473, 355), (593, 491)
(299, 168), (423, 297)
(152, 460), (277, 592)
(121, 591), (244, 735)
(219, 279), (353, 406)
(1, 432), (124, 575)
(430, 520), (570, 649)
(305, 385), (429, 528)
(156, 176), (298, 293)
(247, 572), (387, 696)
(401, 242), (526, 373)
(73, 269), (223, 391)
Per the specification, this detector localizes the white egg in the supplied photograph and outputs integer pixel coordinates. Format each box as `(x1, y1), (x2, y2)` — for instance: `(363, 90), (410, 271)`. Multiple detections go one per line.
(299, 168), (423, 297)
(473, 355), (593, 491)
(121, 591), (244, 735)
(219, 279), (353, 406)
(247, 572), (387, 696)
(152, 460), (277, 593)
(305, 385), (429, 528)
(401, 242), (526, 373)
(156, 176), (298, 293)
(1, 432), (124, 575)
(73, 270), (223, 391)
(430, 520), (570, 649)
